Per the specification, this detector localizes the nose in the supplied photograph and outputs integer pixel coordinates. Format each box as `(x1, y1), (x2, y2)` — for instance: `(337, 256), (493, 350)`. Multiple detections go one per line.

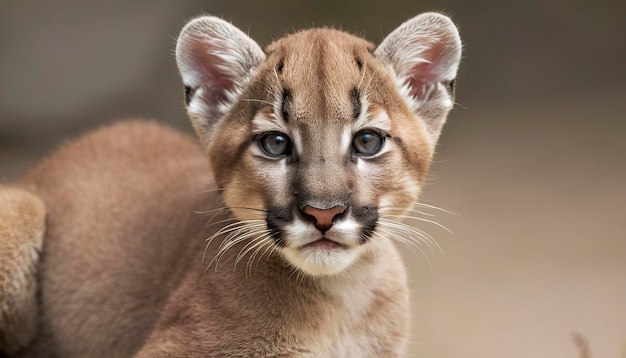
(302, 205), (346, 233)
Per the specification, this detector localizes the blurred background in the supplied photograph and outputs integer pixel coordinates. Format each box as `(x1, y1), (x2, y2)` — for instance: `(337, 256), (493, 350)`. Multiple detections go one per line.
(1, 0), (624, 356)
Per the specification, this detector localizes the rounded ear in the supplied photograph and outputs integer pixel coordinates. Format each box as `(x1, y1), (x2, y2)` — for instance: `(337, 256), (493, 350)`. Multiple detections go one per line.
(175, 16), (265, 144)
(375, 13), (462, 143)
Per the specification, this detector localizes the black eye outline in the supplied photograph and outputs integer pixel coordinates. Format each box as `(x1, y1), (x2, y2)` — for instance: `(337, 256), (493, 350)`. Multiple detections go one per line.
(352, 129), (387, 156)
(256, 131), (292, 157)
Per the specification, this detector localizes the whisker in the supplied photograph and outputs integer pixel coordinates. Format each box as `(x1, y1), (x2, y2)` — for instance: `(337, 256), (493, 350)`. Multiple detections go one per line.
(245, 236), (273, 277)
(378, 201), (457, 216)
(378, 218), (443, 254)
(379, 206), (437, 217)
(254, 234), (281, 273)
(375, 226), (433, 273)
(362, 71), (375, 94)
(202, 220), (266, 266)
(241, 98), (274, 106)
(235, 233), (269, 267)
(205, 217), (239, 228)
(229, 206), (269, 213)
(215, 225), (266, 255)
(195, 206), (230, 215)
(210, 229), (266, 272)
(357, 59), (367, 91)
(205, 220), (266, 241)
(413, 202), (458, 215)
(195, 187), (225, 194)
(381, 214), (452, 234)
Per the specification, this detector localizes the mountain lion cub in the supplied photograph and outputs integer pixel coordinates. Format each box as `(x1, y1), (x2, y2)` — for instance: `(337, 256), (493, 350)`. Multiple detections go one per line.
(0, 12), (461, 357)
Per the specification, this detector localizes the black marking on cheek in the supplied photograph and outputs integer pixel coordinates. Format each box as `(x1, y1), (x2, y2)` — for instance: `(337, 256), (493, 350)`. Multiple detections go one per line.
(356, 58), (363, 70)
(359, 224), (377, 245)
(184, 86), (196, 106)
(281, 89), (291, 121)
(266, 207), (293, 247)
(353, 205), (378, 244)
(351, 88), (361, 119)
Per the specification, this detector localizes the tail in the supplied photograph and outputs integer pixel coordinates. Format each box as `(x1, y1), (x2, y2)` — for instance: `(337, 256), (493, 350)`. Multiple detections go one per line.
(0, 187), (45, 354)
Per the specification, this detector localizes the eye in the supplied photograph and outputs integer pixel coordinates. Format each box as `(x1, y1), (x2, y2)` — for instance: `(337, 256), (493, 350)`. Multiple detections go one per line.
(258, 132), (292, 157)
(352, 130), (385, 156)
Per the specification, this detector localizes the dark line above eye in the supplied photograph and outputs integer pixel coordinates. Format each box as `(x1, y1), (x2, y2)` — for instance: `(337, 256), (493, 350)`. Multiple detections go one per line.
(356, 58), (363, 70)
(351, 88), (361, 119)
(184, 86), (196, 106)
(281, 88), (291, 121)
(444, 79), (456, 95)
(277, 58), (285, 74)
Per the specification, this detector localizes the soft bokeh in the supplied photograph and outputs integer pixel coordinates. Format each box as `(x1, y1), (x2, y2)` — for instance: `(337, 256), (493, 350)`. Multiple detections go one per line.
(1, 1), (624, 356)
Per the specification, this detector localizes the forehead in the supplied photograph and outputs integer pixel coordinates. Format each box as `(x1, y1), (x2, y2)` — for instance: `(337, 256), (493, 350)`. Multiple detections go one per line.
(266, 28), (374, 68)
(264, 29), (375, 124)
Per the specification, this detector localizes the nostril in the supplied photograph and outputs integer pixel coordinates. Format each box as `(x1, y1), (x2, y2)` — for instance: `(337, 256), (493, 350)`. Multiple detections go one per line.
(302, 205), (346, 232)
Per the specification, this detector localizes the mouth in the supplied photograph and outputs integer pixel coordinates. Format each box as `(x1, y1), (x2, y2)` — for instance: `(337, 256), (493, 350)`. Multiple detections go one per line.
(282, 234), (362, 276)
(302, 237), (346, 250)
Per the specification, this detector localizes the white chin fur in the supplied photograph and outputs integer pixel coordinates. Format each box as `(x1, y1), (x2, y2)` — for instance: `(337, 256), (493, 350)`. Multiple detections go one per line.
(280, 245), (364, 276)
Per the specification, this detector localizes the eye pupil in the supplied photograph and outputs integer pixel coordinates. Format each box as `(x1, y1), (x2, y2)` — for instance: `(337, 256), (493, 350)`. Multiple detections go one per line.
(259, 132), (291, 157)
(352, 130), (384, 156)
(274, 135), (285, 145)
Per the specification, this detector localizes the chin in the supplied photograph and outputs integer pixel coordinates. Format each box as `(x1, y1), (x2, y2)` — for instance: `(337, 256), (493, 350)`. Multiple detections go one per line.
(280, 244), (365, 276)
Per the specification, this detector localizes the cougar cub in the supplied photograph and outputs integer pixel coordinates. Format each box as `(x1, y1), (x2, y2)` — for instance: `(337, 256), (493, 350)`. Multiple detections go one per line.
(0, 12), (461, 357)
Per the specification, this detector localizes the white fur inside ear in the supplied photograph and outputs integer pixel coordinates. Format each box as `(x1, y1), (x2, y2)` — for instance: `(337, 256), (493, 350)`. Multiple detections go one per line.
(175, 16), (266, 136)
(375, 12), (462, 142)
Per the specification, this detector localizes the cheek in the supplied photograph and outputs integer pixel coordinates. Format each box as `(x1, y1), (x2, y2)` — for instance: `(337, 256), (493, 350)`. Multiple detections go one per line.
(356, 154), (422, 212)
(253, 159), (294, 204)
(378, 173), (422, 216)
(222, 175), (266, 221)
(224, 156), (294, 220)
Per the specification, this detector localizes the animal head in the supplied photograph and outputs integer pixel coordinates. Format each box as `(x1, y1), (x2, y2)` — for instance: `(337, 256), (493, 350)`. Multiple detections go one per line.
(175, 13), (461, 276)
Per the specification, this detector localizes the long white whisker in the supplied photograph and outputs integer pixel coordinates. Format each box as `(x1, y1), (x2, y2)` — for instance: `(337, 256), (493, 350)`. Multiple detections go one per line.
(215, 227), (266, 259)
(235, 233), (270, 267)
(382, 214), (452, 234)
(205, 217), (240, 228)
(241, 98), (274, 106)
(195, 187), (225, 194)
(378, 218), (443, 254)
(375, 226), (433, 272)
(205, 221), (266, 241)
(245, 236), (273, 277)
(202, 220), (266, 267)
(413, 202), (458, 215)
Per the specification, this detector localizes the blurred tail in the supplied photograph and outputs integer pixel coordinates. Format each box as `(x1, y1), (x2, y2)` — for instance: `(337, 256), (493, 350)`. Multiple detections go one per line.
(0, 186), (45, 354)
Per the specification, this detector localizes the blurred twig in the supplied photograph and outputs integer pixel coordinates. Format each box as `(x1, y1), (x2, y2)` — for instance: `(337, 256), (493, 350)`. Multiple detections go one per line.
(571, 332), (591, 358)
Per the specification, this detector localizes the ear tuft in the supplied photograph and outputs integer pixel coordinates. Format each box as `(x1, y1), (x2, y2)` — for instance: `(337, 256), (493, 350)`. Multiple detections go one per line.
(176, 16), (265, 142)
(375, 13), (462, 142)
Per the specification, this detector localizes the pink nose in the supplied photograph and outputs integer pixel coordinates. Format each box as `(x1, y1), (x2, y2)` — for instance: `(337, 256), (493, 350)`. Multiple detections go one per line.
(302, 205), (346, 232)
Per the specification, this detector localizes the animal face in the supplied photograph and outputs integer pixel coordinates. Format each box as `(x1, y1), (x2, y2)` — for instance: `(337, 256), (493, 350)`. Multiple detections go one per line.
(176, 13), (461, 276)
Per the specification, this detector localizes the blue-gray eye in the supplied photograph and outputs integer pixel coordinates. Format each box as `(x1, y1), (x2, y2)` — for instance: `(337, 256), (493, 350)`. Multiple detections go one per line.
(259, 132), (292, 157)
(352, 130), (385, 156)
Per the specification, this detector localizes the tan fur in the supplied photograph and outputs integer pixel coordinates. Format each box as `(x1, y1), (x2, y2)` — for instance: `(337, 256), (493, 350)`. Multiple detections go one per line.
(0, 188), (44, 353)
(0, 13), (461, 357)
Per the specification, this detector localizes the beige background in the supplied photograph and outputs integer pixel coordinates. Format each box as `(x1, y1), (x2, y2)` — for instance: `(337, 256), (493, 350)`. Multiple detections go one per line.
(1, 1), (624, 356)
